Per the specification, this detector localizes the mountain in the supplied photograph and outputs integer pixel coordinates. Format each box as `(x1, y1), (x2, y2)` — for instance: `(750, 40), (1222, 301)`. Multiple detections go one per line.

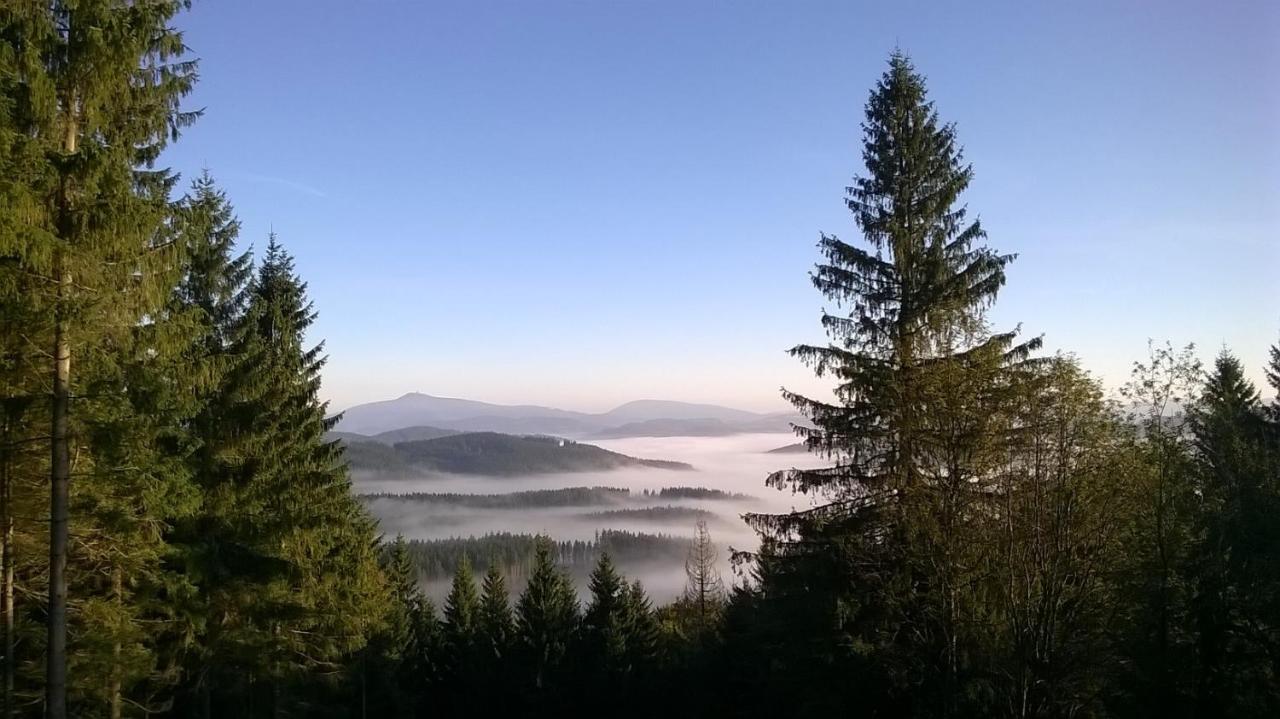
(336, 392), (592, 435)
(596, 400), (764, 424)
(334, 392), (801, 439)
(591, 415), (801, 439)
(345, 431), (693, 477)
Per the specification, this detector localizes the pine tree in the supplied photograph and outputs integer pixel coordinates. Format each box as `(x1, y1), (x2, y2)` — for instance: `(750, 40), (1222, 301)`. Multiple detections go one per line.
(515, 539), (579, 698)
(0, 4), (197, 714)
(748, 51), (1038, 715)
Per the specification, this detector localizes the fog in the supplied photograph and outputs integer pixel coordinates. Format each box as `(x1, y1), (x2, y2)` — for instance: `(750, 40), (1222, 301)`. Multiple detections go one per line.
(356, 433), (828, 602)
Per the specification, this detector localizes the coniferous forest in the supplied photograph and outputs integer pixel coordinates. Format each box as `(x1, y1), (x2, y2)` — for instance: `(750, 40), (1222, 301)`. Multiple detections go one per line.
(1, 3), (1278, 718)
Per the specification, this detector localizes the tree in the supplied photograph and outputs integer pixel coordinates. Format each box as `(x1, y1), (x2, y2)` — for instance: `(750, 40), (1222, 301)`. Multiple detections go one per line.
(1188, 351), (1279, 715)
(991, 357), (1135, 717)
(362, 536), (424, 719)
(1111, 341), (1202, 716)
(581, 554), (628, 679)
(681, 521), (724, 634)
(442, 556), (479, 694)
(748, 51), (1038, 715)
(0, 3), (197, 714)
(514, 539), (578, 700)
(477, 561), (514, 665)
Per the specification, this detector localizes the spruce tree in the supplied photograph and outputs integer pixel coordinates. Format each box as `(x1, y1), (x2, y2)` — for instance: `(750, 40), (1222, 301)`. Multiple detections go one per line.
(681, 521), (724, 634)
(1189, 352), (1279, 714)
(0, 4), (197, 713)
(442, 556), (480, 688)
(581, 554), (627, 677)
(477, 562), (514, 663)
(748, 51), (1039, 715)
(515, 539), (579, 698)
(476, 562), (515, 711)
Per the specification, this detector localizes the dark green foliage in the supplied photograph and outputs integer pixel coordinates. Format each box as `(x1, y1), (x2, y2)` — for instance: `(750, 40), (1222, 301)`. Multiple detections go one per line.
(579, 506), (714, 522)
(746, 51), (1040, 715)
(477, 562), (515, 663)
(349, 431), (692, 476)
(362, 485), (746, 507)
(514, 539), (580, 702)
(395, 530), (688, 582)
(362, 486), (632, 508)
(1187, 352), (1280, 715)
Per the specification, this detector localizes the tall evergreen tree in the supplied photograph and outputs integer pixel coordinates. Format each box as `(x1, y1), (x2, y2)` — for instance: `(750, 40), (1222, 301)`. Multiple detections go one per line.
(748, 51), (1039, 716)
(476, 562), (515, 712)
(581, 554), (628, 678)
(442, 556), (479, 692)
(514, 539), (579, 700)
(0, 3), (197, 714)
(477, 562), (514, 665)
(1189, 352), (1279, 715)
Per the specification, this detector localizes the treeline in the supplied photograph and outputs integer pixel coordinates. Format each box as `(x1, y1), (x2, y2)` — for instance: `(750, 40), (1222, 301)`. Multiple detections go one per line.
(368, 528), (731, 718)
(361, 486), (633, 508)
(579, 506), (714, 522)
(400, 530), (689, 582)
(360, 485), (747, 509)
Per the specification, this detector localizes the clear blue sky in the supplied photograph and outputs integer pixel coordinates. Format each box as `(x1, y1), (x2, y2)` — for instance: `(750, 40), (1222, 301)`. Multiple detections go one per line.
(163, 0), (1279, 413)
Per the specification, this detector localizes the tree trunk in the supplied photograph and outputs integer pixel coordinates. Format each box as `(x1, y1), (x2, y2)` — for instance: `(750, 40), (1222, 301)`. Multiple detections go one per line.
(0, 406), (10, 719)
(110, 568), (122, 719)
(47, 274), (70, 719)
(47, 98), (77, 719)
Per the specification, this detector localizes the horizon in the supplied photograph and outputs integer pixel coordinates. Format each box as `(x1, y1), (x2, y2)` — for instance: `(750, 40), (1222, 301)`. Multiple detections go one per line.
(165, 0), (1277, 412)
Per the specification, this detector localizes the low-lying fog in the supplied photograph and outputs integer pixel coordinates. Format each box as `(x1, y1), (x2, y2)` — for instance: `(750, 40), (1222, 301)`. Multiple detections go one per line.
(356, 433), (828, 603)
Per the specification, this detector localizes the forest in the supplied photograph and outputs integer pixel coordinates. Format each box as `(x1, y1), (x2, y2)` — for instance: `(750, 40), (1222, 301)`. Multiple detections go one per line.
(0, 3), (1277, 718)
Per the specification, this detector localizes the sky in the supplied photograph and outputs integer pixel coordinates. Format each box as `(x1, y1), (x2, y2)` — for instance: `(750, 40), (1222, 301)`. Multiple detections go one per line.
(162, 0), (1280, 414)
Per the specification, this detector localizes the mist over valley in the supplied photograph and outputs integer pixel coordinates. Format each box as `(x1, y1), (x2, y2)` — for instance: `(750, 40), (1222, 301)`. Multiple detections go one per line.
(351, 429), (825, 602)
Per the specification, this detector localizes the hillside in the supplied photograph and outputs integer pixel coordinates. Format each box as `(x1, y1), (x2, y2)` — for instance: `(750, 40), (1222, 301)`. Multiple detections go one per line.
(345, 431), (692, 476)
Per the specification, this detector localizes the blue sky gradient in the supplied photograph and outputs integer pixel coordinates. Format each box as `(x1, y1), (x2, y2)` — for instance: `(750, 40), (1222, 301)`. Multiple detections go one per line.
(164, 0), (1279, 412)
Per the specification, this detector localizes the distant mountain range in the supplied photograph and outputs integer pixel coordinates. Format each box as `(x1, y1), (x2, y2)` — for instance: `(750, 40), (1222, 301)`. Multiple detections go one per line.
(342, 431), (693, 477)
(333, 393), (803, 439)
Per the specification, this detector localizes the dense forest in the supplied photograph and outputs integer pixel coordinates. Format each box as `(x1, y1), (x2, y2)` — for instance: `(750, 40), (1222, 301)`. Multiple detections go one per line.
(0, 3), (1277, 718)
(345, 432), (692, 477)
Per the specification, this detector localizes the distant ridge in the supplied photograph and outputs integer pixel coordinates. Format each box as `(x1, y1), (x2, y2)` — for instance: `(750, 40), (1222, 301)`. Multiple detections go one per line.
(334, 392), (802, 439)
(343, 431), (693, 477)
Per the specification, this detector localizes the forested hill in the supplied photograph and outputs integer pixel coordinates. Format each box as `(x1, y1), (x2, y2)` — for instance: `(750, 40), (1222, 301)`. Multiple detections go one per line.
(343, 432), (693, 476)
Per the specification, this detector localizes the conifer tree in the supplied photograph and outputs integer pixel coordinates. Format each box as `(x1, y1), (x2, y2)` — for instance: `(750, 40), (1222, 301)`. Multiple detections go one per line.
(749, 51), (1039, 715)
(477, 562), (514, 664)
(681, 521), (724, 634)
(621, 580), (659, 672)
(0, 4), (197, 713)
(442, 556), (480, 689)
(476, 562), (515, 711)
(581, 554), (628, 676)
(358, 536), (423, 719)
(1189, 352), (1279, 714)
(515, 539), (579, 697)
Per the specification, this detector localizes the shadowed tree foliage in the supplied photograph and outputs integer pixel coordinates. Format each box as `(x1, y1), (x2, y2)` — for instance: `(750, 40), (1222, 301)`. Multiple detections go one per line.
(746, 51), (1040, 716)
